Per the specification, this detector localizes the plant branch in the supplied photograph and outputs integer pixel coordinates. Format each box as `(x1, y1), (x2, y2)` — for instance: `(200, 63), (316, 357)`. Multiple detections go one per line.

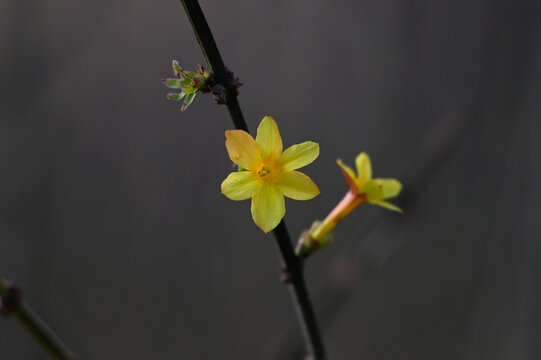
(179, 0), (248, 132)
(0, 277), (76, 360)
(177, 1), (327, 358)
(272, 221), (327, 359)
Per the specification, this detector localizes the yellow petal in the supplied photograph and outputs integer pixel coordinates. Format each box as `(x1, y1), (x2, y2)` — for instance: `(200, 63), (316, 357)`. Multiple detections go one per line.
(368, 199), (403, 213)
(336, 159), (358, 194)
(251, 184), (285, 233)
(355, 152), (372, 185)
(255, 116), (282, 160)
(279, 141), (319, 171)
(359, 180), (384, 201)
(225, 130), (261, 171)
(276, 171), (320, 200)
(221, 171), (260, 200)
(373, 178), (402, 199)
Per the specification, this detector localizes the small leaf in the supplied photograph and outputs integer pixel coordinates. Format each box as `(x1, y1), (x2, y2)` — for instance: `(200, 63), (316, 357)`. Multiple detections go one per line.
(184, 71), (199, 79)
(180, 78), (192, 86)
(184, 92), (196, 104)
(181, 87), (197, 94)
(172, 60), (183, 78)
(181, 93), (196, 111)
(162, 78), (183, 89)
(167, 93), (186, 102)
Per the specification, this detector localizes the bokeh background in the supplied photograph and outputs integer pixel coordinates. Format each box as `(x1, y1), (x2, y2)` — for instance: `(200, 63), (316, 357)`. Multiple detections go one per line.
(1, 0), (540, 359)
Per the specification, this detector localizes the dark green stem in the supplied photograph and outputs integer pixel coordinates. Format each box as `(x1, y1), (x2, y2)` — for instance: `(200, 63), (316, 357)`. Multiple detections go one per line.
(179, 0), (248, 132)
(0, 277), (76, 360)
(272, 221), (327, 359)
(177, 1), (327, 358)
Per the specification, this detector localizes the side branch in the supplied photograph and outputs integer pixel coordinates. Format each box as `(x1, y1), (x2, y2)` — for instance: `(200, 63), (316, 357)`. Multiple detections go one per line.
(0, 277), (76, 360)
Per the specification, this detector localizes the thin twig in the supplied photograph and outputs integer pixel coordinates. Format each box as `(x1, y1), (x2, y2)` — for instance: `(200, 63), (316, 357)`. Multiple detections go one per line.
(177, 1), (327, 358)
(0, 277), (77, 360)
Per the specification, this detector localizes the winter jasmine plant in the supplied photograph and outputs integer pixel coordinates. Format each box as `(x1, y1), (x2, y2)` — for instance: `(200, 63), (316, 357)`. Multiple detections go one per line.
(159, 2), (406, 357)
(0, 1), (406, 360)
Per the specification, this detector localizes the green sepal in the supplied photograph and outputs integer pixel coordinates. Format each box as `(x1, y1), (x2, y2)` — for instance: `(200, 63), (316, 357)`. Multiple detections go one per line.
(295, 221), (333, 258)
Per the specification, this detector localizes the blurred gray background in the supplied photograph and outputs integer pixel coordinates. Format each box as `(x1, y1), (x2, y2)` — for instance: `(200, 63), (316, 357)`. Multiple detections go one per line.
(1, 0), (540, 359)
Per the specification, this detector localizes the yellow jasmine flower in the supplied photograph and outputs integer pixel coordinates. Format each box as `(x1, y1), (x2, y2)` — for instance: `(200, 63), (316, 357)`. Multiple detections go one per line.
(222, 116), (320, 233)
(297, 152), (402, 256)
(336, 152), (402, 213)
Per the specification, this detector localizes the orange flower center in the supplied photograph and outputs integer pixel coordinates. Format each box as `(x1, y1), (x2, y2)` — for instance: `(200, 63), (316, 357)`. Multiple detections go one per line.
(255, 160), (280, 182)
(257, 166), (272, 177)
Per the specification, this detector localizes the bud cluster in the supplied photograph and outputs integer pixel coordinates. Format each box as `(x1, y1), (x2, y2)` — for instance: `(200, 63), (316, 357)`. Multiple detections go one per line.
(162, 60), (243, 111)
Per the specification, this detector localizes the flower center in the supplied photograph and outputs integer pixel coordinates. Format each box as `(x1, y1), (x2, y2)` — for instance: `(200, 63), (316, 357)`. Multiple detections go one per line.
(257, 166), (272, 177)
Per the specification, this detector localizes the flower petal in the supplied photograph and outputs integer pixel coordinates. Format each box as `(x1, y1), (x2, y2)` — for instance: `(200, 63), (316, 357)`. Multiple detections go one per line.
(251, 184), (285, 233)
(355, 152), (372, 185)
(225, 130), (261, 171)
(373, 178), (402, 199)
(277, 171), (320, 200)
(368, 199), (403, 213)
(337, 159), (358, 194)
(359, 180), (384, 201)
(279, 142), (319, 171)
(221, 171), (260, 200)
(255, 116), (282, 160)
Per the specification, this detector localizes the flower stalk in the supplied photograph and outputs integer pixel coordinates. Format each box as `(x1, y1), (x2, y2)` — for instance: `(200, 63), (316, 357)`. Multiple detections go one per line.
(176, 0), (327, 358)
(297, 152), (403, 258)
(310, 191), (366, 241)
(296, 191), (366, 257)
